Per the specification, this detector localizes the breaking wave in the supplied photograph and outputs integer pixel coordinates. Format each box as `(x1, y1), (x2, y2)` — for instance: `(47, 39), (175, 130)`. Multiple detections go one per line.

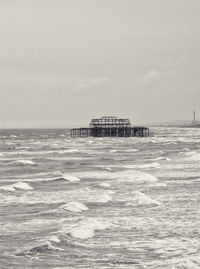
(126, 191), (161, 206)
(172, 259), (200, 269)
(61, 173), (80, 182)
(60, 218), (111, 239)
(14, 160), (36, 165)
(99, 182), (111, 188)
(16, 239), (63, 256)
(0, 182), (33, 192)
(60, 202), (88, 213)
(73, 170), (158, 182)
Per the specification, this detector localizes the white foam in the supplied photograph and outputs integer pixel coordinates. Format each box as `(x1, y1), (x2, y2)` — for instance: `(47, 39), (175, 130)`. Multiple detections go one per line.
(105, 167), (113, 171)
(63, 218), (111, 239)
(124, 149), (138, 152)
(23, 240), (64, 254)
(48, 235), (61, 243)
(124, 162), (160, 169)
(121, 170), (158, 182)
(13, 182), (33, 190)
(172, 259), (200, 269)
(179, 151), (196, 156)
(0, 185), (16, 192)
(0, 182), (33, 192)
(0, 187), (113, 205)
(152, 157), (171, 161)
(70, 227), (94, 239)
(149, 182), (167, 187)
(62, 174), (80, 182)
(99, 182), (111, 188)
(15, 160), (35, 165)
(61, 149), (78, 153)
(73, 170), (158, 182)
(127, 191), (161, 206)
(0, 153), (4, 156)
(15, 146), (30, 150)
(60, 202), (88, 213)
(91, 193), (112, 203)
(164, 142), (177, 145)
(179, 151), (200, 162)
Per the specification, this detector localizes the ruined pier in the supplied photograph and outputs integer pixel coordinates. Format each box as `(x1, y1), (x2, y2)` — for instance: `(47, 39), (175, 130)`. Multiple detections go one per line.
(70, 116), (150, 138)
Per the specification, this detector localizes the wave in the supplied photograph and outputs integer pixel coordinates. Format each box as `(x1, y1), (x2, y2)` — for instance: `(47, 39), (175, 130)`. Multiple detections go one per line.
(0, 172), (81, 184)
(172, 259), (200, 269)
(2, 149), (79, 157)
(15, 146), (31, 150)
(105, 167), (113, 171)
(149, 182), (167, 187)
(73, 170), (158, 182)
(123, 149), (139, 152)
(61, 218), (111, 239)
(61, 173), (80, 182)
(0, 185), (15, 192)
(16, 239), (63, 256)
(60, 202), (88, 213)
(151, 157), (171, 161)
(0, 182), (33, 192)
(164, 142), (178, 145)
(10, 135), (17, 138)
(99, 182), (111, 188)
(0, 186), (113, 206)
(126, 191), (161, 206)
(89, 193), (112, 203)
(124, 162), (160, 169)
(179, 151), (200, 162)
(47, 235), (61, 243)
(14, 160), (36, 165)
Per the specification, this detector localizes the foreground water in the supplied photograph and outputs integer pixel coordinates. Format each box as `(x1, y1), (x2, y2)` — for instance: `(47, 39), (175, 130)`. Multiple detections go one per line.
(0, 127), (200, 269)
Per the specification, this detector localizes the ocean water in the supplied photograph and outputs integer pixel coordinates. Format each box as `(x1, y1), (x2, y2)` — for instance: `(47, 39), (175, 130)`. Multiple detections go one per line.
(0, 127), (200, 269)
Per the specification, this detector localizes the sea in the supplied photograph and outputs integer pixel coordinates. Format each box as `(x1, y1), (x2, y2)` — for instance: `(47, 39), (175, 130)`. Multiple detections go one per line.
(0, 127), (200, 269)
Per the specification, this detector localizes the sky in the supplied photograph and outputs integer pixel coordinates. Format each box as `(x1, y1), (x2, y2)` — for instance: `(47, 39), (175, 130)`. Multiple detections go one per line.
(0, 0), (200, 128)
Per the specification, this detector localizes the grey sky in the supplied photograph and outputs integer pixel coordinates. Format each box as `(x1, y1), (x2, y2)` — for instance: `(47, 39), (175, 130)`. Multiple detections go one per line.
(0, 0), (200, 128)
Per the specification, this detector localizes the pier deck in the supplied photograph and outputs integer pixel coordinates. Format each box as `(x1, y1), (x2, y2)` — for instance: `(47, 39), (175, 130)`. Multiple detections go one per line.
(71, 127), (149, 138)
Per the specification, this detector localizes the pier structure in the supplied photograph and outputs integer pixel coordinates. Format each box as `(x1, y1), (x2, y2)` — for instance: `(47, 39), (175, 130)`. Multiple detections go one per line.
(71, 116), (150, 138)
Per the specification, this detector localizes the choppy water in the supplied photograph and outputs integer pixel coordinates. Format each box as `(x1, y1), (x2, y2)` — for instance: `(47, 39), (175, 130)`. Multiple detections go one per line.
(0, 127), (200, 269)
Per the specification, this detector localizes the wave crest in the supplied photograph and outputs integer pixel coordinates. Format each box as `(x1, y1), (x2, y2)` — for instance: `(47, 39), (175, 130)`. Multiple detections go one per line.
(61, 218), (111, 239)
(15, 160), (36, 165)
(60, 202), (88, 213)
(0, 182), (33, 192)
(126, 191), (161, 206)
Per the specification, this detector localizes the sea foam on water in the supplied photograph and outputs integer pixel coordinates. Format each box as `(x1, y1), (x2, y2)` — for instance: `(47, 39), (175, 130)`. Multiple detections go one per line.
(60, 202), (88, 213)
(15, 159), (36, 165)
(172, 259), (200, 269)
(61, 218), (111, 239)
(0, 182), (33, 192)
(73, 169), (158, 182)
(62, 173), (80, 182)
(127, 191), (161, 206)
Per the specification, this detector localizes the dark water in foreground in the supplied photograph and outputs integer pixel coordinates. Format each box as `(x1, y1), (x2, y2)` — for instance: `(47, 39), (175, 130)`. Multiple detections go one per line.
(0, 127), (200, 269)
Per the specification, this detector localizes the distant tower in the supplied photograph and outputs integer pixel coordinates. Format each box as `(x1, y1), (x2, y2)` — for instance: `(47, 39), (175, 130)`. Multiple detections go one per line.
(192, 111), (196, 124)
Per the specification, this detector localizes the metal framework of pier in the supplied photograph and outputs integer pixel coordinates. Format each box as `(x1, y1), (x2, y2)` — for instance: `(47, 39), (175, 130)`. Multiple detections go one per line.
(70, 116), (150, 138)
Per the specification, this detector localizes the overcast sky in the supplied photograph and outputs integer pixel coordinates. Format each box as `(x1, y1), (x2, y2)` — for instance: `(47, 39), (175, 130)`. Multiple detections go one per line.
(0, 0), (200, 128)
